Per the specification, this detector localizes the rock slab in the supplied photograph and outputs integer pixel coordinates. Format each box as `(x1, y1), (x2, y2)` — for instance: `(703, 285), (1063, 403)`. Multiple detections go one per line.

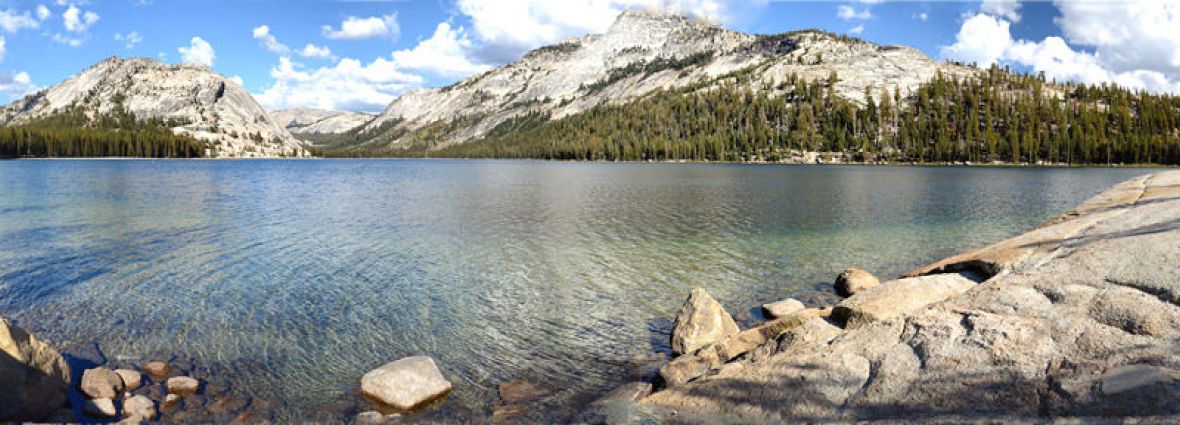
(115, 369), (143, 390)
(124, 394), (156, 421)
(0, 315), (71, 422)
(761, 298), (805, 319)
(670, 288), (740, 356)
(360, 356), (453, 411)
(166, 376), (200, 395)
(832, 273), (977, 329)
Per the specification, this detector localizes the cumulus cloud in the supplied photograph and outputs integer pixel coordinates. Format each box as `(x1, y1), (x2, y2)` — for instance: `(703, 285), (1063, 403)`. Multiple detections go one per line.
(390, 22), (491, 78)
(62, 5), (98, 32)
(115, 31), (142, 49)
(322, 14), (399, 40)
(837, 5), (871, 20)
(941, 1), (1180, 95)
(254, 56), (422, 112)
(981, 0), (1021, 23)
(940, 13), (1012, 67)
(36, 5), (50, 21)
(1, 9), (40, 32)
(849, 24), (864, 35)
(178, 36), (215, 67)
(298, 43), (333, 59)
(0, 71), (39, 101)
(253, 25), (290, 55)
(0, 35), (5, 63)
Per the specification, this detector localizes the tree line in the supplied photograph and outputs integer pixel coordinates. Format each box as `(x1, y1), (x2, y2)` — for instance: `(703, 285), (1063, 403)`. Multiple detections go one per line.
(405, 65), (1180, 165)
(0, 108), (207, 158)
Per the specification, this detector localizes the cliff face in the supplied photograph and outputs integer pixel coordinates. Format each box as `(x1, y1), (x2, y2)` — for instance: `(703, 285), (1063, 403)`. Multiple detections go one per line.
(350, 9), (974, 151)
(0, 57), (309, 158)
(269, 108), (374, 135)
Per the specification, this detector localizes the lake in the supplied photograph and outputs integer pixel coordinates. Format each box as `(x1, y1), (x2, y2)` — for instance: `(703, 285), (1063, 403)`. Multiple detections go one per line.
(0, 160), (1159, 422)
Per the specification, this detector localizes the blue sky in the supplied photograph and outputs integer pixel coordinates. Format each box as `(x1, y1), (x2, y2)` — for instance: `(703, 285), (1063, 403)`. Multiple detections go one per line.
(2, 1), (1178, 112)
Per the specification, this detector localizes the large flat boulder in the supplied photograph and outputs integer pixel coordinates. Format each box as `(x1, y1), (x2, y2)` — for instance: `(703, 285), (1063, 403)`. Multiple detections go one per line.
(670, 288), (740, 356)
(832, 273), (977, 329)
(360, 356), (452, 411)
(0, 316), (71, 422)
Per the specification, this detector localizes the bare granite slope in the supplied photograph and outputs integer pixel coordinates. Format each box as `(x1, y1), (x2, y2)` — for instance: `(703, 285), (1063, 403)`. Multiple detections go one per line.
(623, 170), (1180, 423)
(0, 57), (310, 158)
(356, 9), (974, 151)
(269, 108), (374, 135)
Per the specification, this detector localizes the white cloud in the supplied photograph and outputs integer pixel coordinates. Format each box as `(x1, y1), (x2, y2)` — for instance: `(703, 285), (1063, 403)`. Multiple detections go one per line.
(391, 22), (491, 78)
(51, 33), (83, 47)
(298, 43), (333, 59)
(0, 36), (5, 63)
(36, 5), (50, 21)
(849, 24), (864, 35)
(254, 56), (423, 112)
(940, 13), (1011, 67)
(0, 71), (39, 101)
(1, 9), (40, 32)
(942, 1), (1180, 95)
(981, 0), (1021, 23)
(837, 5), (871, 20)
(322, 14), (398, 40)
(915, 12), (928, 22)
(252, 25), (290, 55)
(62, 5), (98, 33)
(178, 36), (215, 67)
(229, 75), (245, 86)
(114, 31), (142, 49)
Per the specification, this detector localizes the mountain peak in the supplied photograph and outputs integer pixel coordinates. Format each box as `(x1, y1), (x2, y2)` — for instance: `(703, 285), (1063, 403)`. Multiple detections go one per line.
(608, 8), (708, 34)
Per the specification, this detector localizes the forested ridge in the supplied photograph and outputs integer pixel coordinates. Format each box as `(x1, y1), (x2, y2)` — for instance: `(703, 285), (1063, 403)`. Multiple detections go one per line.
(346, 65), (1180, 165)
(0, 107), (207, 158)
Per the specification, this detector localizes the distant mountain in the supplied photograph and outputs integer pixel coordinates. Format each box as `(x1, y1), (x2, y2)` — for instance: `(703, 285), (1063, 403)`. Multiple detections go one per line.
(0, 57), (309, 158)
(269, 108), (373, 135)
(335, 9), (973, 153)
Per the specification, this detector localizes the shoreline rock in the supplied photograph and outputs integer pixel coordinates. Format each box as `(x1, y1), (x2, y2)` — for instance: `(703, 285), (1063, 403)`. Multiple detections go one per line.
(360, 356), (453, 411)
(669, 288), (740, 356)
(637, 171), (1180, 422)
(0, 316), (71, 422)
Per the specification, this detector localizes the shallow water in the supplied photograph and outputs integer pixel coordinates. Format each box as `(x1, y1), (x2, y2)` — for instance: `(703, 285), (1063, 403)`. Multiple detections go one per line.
(0, 160), (1159, 422)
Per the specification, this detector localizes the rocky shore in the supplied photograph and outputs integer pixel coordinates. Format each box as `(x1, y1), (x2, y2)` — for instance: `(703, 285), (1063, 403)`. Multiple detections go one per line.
(575, 170), (1180, 423)
(5, 171), (1180, 423)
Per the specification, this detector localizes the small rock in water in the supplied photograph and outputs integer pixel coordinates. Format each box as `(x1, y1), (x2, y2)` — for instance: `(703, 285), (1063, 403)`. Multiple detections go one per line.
(82, 397), (118, 418)
(834, 268), (880, 297)
(207, 396), (250, 416)
(161, 394), (183, 414)
(142, 361), (172, 379)
(670, 288), (740, 356)
(762, 298), (806, 319)
(115, 369), (143, 391)
(356, 411), (385, 425)
(360, 356), (453, 411)
(491, 405), (525, 424)
(166, 376), (200, 395)
(123, 395), (156, 421)
(499, 380), (550, 404)
(81, 367), (125, 399)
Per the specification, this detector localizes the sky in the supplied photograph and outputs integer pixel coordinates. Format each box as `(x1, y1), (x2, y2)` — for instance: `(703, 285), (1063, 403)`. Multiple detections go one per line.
(1, 0), (1178, 113)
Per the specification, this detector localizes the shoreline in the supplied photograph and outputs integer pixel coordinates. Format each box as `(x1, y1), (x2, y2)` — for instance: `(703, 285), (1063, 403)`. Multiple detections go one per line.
(590, 170), (1180, 422)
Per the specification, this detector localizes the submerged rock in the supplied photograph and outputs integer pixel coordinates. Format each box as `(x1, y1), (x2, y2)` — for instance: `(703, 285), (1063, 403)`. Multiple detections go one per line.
(81, 366), (125, 399)
(166, 376), (201, 395)
(82, 397), (118, 418)
(834, 268), (880, 297)
(499, 380), (550, 404)
(0, 315), (71, 422)
(669, 288), (740, 356)
(761, 298), (805, 319)
(124, 394), (156, 421)
(142, 361), (172, 379)
(360, 356), (453, 411)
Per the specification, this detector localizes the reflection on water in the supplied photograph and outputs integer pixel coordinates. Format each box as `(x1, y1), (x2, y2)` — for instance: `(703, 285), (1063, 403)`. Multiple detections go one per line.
(0, 160), (1157, 421)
